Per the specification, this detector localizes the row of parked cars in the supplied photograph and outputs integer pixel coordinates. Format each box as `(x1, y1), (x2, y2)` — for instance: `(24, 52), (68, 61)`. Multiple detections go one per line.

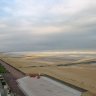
(0, 74), (14, 96)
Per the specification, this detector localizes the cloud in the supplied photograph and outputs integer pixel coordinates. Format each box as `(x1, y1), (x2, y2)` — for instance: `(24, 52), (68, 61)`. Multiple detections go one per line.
(49, 0), (89, 15)
(0, 23), (7, 28)
(0, 0), (96, 51)
(0, 0), (96, 33)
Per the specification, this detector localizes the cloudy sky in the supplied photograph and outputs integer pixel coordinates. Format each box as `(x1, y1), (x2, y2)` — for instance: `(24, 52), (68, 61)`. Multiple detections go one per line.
(0, 0), (96, 52)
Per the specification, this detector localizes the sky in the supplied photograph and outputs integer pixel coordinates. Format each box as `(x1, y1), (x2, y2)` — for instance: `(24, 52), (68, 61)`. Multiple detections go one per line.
(0, 0), (96, 52)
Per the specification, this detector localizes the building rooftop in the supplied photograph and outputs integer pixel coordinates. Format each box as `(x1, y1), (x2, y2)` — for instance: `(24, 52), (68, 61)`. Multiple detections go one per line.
(17, 76), (82, 96)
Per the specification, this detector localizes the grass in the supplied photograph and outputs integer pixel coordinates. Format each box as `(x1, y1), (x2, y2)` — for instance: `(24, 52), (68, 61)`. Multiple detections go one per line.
(0, 64), (6, 73)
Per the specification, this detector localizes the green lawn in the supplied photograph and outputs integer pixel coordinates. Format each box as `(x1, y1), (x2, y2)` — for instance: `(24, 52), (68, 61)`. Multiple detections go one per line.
(0, 64), (6, 73)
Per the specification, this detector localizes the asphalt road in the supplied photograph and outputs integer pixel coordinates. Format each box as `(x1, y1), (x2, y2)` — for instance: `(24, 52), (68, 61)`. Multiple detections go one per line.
(0, 59), (25, 96)
(0, 59), (25, 79)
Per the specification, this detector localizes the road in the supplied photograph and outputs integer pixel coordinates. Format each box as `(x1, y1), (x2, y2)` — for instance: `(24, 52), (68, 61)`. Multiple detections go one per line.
(0, 59), (25, 96)
(0, 59), (25, 79)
